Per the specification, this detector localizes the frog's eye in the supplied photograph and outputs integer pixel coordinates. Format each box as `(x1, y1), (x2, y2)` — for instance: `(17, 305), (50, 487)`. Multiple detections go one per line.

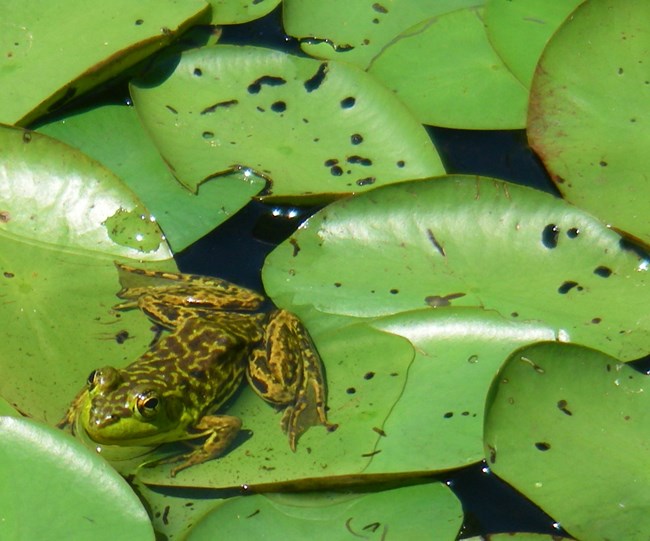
(86, 370), (97, 387)
(136, 391), (160, 419)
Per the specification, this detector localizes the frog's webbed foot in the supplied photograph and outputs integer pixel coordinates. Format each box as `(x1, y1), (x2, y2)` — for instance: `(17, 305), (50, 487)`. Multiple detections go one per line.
(148, 414), (242, 477)
(247, 310), (337, 451)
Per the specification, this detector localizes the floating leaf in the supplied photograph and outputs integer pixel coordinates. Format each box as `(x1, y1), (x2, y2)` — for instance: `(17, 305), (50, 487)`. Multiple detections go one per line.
(208, 0), (281, 25)
(263, 175), (650, 361)
(283, 0), (483, 70)
(484, 342), (650, 540)
(528, 0), (650, 244)
(0, 417), (154, 540)
(37, 105), (264, 252)
(130, 45), (443, 198)
(186, 483), (462, 540)
(0, 0), (209, 125)
(484, 0), (583, 87)
(367, 7), (528, 128)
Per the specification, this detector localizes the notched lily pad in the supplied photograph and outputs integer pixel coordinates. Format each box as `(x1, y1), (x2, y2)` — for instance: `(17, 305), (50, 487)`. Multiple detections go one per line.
(130, 44), (443, 199)
(484, 342), (650, 540)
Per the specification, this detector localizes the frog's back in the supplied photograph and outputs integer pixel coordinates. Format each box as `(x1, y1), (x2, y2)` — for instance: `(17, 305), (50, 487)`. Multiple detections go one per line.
(128, 314), (265, 418)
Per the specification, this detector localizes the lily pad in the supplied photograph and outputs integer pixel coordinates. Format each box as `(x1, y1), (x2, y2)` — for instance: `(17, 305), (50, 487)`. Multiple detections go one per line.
(0, 416), (154, 540)
(527, 0), (650, 244)
(364, 308), (558, 473)
(367, 7), (528, 128)
(37, 105), (264, 252)
(0, 0), (209, 125)
(186, 483), (463, 540)
(484, 0), (583, 87)
(0, 124), (175, 423)
(263, 175), (650, 361)
(484, 342), (650, 540)
(208, 0), (281, 25)
(130, 44), (444, 198)
(283, 0), (483, 70)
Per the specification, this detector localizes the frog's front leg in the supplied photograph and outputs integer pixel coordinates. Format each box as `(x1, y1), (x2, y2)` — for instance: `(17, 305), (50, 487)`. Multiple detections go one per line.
(247, 310), (336, 450)
(155, 414), (242, 477)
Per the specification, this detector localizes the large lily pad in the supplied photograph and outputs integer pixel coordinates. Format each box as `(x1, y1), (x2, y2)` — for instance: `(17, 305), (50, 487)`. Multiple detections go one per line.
(528, 0), (650, 244)
(37, 105), (264, 252)
(367, 7), (528, 128)
(0, 124), (174, 423)
(484, 342), (650, 540)
(186, 483), (463, 540)
(130, 44), (444, 198)
(0, 0), (209, 125)
(263, 175), (650, 361)
(0, 416), (154, 540)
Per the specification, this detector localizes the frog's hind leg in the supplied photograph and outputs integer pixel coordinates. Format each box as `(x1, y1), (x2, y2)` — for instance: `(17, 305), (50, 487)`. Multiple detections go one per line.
(247, 310), (336, 451)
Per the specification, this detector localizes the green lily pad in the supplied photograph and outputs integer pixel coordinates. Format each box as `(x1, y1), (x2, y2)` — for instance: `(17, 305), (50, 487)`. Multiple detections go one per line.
(130, 44), (444, 198)
(367, 7), (528, 128)
(0, 0), (209, 125)
(484, 342), (650, 540)
(484, 0), (583, 87)
(0, 416), (154, 540)
(37, 105), (264, 252)
(283, 0), (483, 70)
(465, 535), (568, 541)
(186, 483), (462, 540)
(0, 124), (175, 423)
(208, 0), (281, 25)
(263, 175), (650, 361)
(364, 308), (558, 473)
(527, 0), (650, 244)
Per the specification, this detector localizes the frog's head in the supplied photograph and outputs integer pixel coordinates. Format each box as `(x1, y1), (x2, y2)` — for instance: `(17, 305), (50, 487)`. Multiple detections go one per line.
(78, 366), (186, 446)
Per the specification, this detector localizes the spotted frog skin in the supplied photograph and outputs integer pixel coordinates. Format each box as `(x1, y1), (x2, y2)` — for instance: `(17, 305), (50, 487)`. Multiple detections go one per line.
(58, 263), (334, 476)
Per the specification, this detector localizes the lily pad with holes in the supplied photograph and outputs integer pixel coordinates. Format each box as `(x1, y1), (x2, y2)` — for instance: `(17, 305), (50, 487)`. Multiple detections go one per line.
(130, 44), (444, 199)
(0, 417), (154, 540)
(484, 342), (650, 540)
(0, 0), (209, 125)
(282, 0), (483, 70)
(263, 175), (650, 361)
(367, 6), (528, 129)
(185, 483), (463, 540)
(37, 104), (265, 253)
(0, 123), (174, 425)
(528, 0), (650, 244)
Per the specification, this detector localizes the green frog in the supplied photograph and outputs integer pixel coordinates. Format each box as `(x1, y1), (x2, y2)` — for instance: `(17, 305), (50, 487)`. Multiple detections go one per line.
(58, 263), (334, 476)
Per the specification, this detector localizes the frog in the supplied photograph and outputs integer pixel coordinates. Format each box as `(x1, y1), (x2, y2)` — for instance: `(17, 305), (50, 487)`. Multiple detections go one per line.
(58, 263), (335, 476)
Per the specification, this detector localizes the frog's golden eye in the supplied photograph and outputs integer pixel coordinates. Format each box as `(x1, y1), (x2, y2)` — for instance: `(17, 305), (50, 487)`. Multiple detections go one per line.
(136, 391), (160, 419)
